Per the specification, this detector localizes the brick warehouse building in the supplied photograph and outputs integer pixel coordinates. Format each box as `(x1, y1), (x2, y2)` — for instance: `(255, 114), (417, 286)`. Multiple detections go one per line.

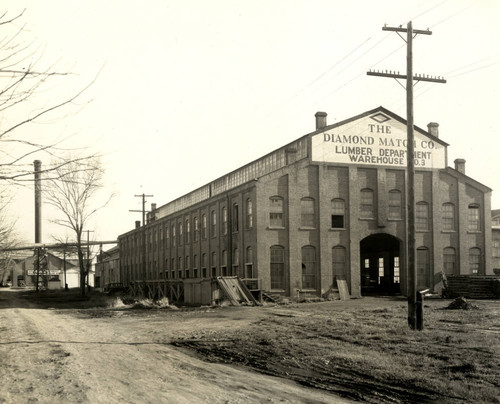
(118, 106), (493, 299)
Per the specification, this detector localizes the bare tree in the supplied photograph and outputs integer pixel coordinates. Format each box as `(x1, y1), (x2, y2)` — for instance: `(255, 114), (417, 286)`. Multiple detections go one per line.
(0, 10), (96, 185)
(0, 190), (19, 285)
(44, 156), (111, 296)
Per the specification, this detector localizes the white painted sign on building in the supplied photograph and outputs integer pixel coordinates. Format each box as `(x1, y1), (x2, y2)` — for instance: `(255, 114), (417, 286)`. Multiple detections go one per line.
(311, 113), (446, 169)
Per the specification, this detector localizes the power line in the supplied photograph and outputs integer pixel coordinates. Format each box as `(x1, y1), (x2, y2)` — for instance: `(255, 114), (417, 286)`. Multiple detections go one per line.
(430, 0), (476, 28)
(409, 0), (450, 23)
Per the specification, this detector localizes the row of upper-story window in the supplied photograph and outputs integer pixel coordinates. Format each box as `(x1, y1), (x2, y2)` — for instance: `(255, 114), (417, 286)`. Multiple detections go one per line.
(441, 246), (483, 275)
(270, 191), (482, 232)
(121, 199), (254, 255)
(124, 246), (256, 281)
(121, 193), (483, 255)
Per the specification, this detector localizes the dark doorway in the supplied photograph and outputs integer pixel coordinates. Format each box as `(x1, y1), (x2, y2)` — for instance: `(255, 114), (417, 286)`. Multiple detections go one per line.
(360, 233), (401, 295)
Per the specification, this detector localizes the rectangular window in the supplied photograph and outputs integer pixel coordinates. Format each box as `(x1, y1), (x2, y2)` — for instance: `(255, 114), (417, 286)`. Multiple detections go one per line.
(393, 257), (400, 283)
(378, 257), (384, 284)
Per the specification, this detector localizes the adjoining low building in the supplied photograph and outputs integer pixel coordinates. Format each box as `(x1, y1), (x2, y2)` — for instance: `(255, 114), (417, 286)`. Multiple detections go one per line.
(95, 245), (120, 291)
(118, 106), (494, 301)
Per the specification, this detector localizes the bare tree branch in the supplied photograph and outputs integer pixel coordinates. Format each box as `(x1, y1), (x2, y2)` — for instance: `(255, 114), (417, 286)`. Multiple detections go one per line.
(0, 10), (101, 186)
(44, 156), (113, 296)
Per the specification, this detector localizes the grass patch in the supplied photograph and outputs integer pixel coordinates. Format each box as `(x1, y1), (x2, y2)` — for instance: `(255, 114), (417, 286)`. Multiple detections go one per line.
(173, 300), (500, 404)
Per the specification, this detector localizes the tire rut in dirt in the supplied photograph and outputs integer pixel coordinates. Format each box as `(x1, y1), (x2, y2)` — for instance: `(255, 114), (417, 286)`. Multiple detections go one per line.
(172, 340), (462, 404)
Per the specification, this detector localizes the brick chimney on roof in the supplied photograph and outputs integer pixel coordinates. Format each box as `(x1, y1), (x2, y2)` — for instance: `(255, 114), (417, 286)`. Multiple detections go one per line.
(427, 122), (439, 138)
(454, 158), (466, 174)
(315, 111), (327, 130)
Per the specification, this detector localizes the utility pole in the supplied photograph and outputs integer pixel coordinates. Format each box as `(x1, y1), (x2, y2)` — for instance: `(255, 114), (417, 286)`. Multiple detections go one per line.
(84, 230), (94, 291)
(130, 193), (153, 281)
(367, 21), (446, 330)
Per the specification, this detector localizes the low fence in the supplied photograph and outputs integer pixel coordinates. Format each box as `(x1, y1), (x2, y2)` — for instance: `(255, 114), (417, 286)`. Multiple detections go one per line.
(128, 280), (184, 302)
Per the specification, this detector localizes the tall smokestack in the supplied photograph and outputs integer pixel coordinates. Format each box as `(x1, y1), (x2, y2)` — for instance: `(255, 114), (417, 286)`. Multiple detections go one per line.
(34, 160), (42, 243)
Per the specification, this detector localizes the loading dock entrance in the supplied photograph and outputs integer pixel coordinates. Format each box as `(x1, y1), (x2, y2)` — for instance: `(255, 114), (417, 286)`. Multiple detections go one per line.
(360, 233), (402, 295)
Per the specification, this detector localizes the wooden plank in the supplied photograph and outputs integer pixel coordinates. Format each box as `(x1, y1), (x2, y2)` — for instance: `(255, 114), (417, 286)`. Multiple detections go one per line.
(336, 279), (350, 301)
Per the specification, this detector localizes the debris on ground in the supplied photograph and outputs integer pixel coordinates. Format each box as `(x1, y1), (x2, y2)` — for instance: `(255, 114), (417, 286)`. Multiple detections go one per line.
(445, 296), (479, 310)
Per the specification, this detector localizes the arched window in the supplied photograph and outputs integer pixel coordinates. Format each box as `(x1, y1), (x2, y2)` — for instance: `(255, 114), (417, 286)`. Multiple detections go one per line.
(202, 214), (207, 239)
(360, 188), (375, 219)
(442, 203), (455, 231)
(270, 245), (285, 290)
(300, 198), (315, 228)
(469, 247), (481, 274)
(185, 219), (190, 243)
(211, 210), (217, 237)
(193, 217), (199, 242)
(172, 225), (176, 247)
(388, 190), (402, 219)
(331, 199), (345, 229)
(178, 222), (183, 245)
(232, 203), (239, 232)
(416, 202), (429, 231)
(332, 246), (346, 279)
(443, 247), (456, 275)
(246, 198), (253, 229)
(222, 207), (227, 235)
(301, 246), (316, 289)
(417, 247), (430, 287)
(269, 196), (284, 227)
(468, 204), (480, 231)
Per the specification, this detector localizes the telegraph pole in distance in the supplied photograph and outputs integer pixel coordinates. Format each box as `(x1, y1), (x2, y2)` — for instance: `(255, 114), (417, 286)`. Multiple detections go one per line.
(130, 193), (154, 281)
(367, 21), (446, 330)
(84, 229), (94, 291)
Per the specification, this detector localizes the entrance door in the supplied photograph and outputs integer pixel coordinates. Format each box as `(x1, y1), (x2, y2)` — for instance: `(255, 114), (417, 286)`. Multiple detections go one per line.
(360, 234), (401, 294)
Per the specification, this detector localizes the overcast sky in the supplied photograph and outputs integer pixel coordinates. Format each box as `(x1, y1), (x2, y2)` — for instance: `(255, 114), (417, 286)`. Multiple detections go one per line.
(4, 0), (500, 246)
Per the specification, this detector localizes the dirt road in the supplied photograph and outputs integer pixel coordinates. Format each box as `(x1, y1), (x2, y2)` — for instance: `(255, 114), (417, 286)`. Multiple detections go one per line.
(0, 289), (349, 404)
